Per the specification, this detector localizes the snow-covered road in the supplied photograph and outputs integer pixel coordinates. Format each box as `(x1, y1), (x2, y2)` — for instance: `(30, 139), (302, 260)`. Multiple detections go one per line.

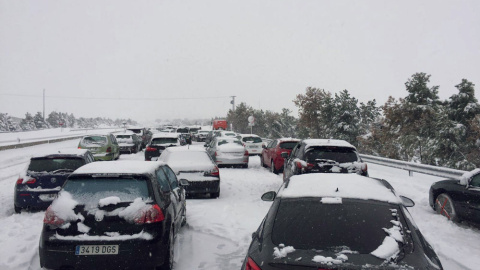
(0, 139), (479, 270)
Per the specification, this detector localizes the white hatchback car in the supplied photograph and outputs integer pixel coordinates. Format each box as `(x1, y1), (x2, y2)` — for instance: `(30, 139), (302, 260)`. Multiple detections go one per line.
(238, 134), (263, 156)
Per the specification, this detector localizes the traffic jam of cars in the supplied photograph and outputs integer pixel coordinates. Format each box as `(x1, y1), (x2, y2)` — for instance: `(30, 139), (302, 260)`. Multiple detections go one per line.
(10, 122), (480, 270)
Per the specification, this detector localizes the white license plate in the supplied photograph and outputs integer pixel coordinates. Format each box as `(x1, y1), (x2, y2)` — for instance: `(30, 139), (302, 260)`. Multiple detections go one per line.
(75, 245), (119, 255)
(39, 193), (56, 201)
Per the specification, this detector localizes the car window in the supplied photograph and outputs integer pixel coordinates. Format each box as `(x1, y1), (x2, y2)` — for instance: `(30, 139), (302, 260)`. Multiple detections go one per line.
(305, 147), (358, 163)
(151, 137), (178, 145)
(82, 136), (107, 146)
(242, 136), (262, 143)
(28, 157), (85, 172)
(271, 199), (401, 253)
(279, 141), (298, 150)
(470, 173), (480, 188)
(86, 153), (94, 163)
(156, 169), (172, 193)
(162, 166), (179, 189)
(290, 144), (300, 158)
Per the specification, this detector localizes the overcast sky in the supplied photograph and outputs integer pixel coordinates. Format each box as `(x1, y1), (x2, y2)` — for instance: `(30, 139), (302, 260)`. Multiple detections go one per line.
(1, 0), (479, 123)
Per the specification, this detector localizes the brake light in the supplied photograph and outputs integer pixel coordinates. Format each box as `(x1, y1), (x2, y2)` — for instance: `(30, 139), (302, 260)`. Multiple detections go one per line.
(16, 178), (36, 185)
(295, 161), (303, 169)
(244, 150), (249, 156)
(214, 151), (218, 156)
(362, 163), (368, 173)
(146, 146), (156, 152)
(134, 204), (165, 224)
(44, 206), (65, 226)
(106, 147), (112, 153)
(206, 166), (220, 177)
(78, 147), (81, 149)
(245, 257), (261, 270)
(306, 163), (314, 170)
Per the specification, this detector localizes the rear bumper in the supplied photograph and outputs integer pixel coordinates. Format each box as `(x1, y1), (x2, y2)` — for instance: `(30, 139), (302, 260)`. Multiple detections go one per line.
(14, 189), (58, 210)
(93, 153), (115, 161)
(185, 180), (220, 194)
(39, 232), (167, 269)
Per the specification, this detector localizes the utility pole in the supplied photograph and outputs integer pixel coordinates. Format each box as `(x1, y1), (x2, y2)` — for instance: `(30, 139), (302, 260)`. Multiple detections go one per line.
(230, 96), (236, 111)
(43, 89), (45, 121)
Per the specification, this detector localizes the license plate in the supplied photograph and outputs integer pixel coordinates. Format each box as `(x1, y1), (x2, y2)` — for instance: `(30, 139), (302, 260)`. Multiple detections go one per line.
(39, 193), (56, 201)
(75, 245), (119, 255)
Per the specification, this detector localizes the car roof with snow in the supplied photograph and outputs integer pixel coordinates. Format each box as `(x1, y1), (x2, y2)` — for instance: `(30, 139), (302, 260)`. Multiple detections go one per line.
(239, 134), (260, 137)
(72, 161), (167, 175)
(32, 149), (90, 159)
(302, 139), (356, 149)
(279, 173), (401, 204)
(277, 138), (301, 143)
(114, 130), (135, 136)
(151, 132), (181, 139)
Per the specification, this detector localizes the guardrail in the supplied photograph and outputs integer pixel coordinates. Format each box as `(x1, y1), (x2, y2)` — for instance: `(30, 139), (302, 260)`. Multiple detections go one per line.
(359, 154), (467, 180)
(0, 136), (85, 151)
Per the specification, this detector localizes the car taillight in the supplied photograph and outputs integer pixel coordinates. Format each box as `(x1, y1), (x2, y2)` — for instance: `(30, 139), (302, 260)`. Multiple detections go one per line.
(134, 204), (165, 224)
(214, 151), (218, 156)
(205, 166), (220, 177)
(106, 147), (112, 153)
(295, 161), (303, 169)
(78, 147), (81, 149)
(146, 146), (156, 152)
(16, 178), (36, 185)
(306, 163), (314, 170)
(362, 163), (368, 173)
(43, 206), (65, 226)
(245, 257), (261, 270)
(244, 150), (249, 156)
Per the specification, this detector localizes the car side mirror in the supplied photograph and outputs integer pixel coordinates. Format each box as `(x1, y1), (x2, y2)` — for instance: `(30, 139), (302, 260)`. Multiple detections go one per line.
(281, 152), (289, 158)
(251, 231), (258, 239)
(262, 145), (266, 149)
(179, 179), (189, 186)
(204, 144), (208, 147)
(400, 195), (415, 207)
(261, 191), (276, 201)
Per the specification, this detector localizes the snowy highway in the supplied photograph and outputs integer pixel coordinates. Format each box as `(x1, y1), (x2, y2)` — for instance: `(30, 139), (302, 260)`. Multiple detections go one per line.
(0, 139), (479, 270)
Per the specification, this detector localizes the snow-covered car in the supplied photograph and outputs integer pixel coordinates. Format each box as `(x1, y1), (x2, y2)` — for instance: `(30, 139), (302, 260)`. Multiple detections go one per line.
(238, 134), (263, 156)
(78, 134), (120, 161)
(126, 127), (152, 149)
(261, 138), (300, 174)
(114, 131), (142, 154)
(243, 173), (443, 270)
(39, 161), (188, 270)
(159, 146), (220, 198)
(14, 149), (95, 213)
(145, 133), (184, 161)
(205, 137), (249, 168)
(194, 130), (210, 142)
(282, 139), (368, 181)
(429, 168), (480, 224)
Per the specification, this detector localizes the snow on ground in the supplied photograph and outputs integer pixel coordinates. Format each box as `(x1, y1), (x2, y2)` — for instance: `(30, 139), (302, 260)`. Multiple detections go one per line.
(0, 139), (479, 269)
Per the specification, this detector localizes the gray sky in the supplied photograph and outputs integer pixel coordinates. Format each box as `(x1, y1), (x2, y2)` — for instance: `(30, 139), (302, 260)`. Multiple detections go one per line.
(1, 0), (479, 123)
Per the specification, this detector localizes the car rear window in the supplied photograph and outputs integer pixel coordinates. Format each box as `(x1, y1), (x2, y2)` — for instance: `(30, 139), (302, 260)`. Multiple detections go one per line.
(271, 199), (399, 253)
(28, 158), (85, 172)
(127, 129), (142, 134)
(151, 137), (178, 145)
(305, 146), (358, 163)
(166, 151), (212, 164)
(176, 128), (188, 133)
(242, 137), (262, 143)
(62, 177), (150, 208)
(279, 142), (298, 149)
(82, 136), (107, 146)
(218, 139), (243, 146)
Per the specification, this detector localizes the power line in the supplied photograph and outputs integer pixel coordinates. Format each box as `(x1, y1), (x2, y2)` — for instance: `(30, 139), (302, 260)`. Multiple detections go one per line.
(0, 93), (232, 101)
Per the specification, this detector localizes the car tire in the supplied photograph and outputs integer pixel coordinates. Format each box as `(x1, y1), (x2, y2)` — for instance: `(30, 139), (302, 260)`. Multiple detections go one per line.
(181, 207), (187, 227)
(242, 164), (248, 169)
(271, 160), (278, 174)
(211, 189), (220, 199)
(260, 156), (265, 167)
(158, 227), (174, 270)
(435, 193), (459, 222)
(14, 205), (21, 214)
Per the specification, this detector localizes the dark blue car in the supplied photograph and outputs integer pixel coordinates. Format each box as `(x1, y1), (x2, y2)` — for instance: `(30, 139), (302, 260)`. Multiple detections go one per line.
(14, 149), (95, 213)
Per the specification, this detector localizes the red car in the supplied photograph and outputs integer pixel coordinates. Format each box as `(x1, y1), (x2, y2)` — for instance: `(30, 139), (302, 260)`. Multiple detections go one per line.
(261, 138), (300, 174)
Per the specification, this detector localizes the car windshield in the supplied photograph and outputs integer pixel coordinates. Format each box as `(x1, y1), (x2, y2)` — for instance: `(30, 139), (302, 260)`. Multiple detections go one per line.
(272, 199), (401, 253)
(176, 128), (188, 133)
(151, 137), (178, 145)
(62, 177), (150, 208)
(82, 136), (107, 146)
(28, 158), (85, 172)
(305, 146), (358, 163)
(242, 136), (262, 143)
(279, 142), (298, 149)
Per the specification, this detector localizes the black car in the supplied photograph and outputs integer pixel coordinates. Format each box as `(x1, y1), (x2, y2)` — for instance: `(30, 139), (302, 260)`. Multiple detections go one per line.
(282, 139), (368, 181)
(429, 168), (480, 224)
(243, 173), (443, 270)
(39, 161), (188, 270)
(145, 133), (184, 161)
(14, 149), (95, 213)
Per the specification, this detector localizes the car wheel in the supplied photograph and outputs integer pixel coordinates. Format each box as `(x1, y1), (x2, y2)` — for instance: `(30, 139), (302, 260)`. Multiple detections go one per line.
(260, 156), (266, 168)
(271, 160), (279, 174)
(211, 189), (220, 199)
(14, 205), (21, 214)
(158, 227), (174, 270)
(435, 193), (458, 222)
(181, 207), (187, 227)
(242, 164), (248, 169)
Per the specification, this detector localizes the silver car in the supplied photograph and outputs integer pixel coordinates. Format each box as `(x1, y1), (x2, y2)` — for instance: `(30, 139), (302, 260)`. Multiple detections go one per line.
(205, 137), (249, 168)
